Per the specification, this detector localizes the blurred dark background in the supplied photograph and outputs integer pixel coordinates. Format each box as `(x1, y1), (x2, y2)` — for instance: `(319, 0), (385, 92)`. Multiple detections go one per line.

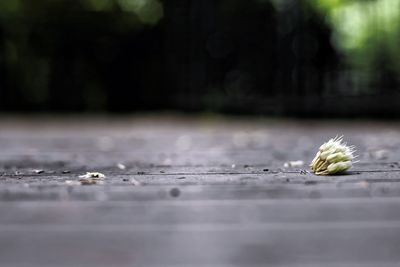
(1, 0), (400, 116)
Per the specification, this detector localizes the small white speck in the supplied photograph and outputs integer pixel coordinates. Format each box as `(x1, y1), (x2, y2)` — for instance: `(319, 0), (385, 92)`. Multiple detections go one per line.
(117, 163), (126, 170)
(284, 160), (304, 168)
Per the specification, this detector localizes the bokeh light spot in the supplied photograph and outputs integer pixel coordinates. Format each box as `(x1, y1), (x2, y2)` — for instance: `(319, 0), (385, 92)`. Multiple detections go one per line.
(117, 0), (163, 25)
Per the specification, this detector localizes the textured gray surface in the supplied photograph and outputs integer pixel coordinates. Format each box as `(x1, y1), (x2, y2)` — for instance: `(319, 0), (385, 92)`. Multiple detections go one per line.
(0, 115), (400, 267)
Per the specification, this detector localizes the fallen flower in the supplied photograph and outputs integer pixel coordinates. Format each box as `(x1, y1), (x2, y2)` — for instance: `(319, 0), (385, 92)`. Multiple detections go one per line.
(310, 136), (357, 175)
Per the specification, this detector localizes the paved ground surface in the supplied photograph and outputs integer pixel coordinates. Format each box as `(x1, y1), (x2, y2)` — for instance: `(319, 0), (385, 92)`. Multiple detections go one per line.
(1, 115), (400, 267)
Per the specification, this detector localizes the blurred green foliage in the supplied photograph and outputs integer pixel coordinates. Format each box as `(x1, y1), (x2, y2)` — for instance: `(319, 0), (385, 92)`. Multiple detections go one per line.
(1, 0), (400, 114)
(0, 0), (163, 110)
(311, 0), (400, 86)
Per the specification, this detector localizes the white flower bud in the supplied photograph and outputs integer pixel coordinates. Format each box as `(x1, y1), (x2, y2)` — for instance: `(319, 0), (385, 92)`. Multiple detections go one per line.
(310, 136), (356, 175)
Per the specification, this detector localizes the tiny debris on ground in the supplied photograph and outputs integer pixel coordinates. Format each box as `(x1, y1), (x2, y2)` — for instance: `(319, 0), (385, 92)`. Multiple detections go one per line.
(79, 172), (106, 179)
(74, 172), (107, 185)
(117, 163), (126, 170)
(300, 169), (308, 174)
(284, 160), (304, 168)
(130, 177), (141, 186)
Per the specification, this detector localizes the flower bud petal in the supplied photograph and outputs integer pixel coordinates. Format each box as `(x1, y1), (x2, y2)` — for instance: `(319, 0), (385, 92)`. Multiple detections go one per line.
(327, 161), (352, 174)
